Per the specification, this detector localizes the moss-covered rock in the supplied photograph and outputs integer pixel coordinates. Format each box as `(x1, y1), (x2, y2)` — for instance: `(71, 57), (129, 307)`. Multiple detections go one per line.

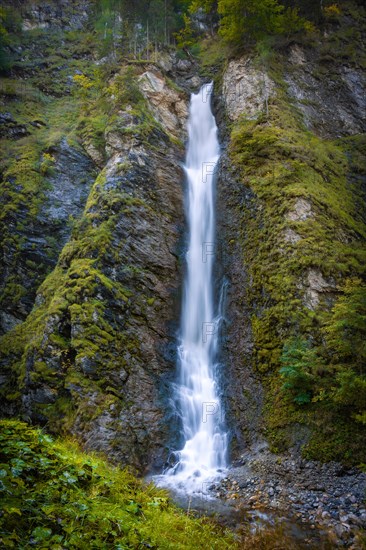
(219, 21), (366, 464)
(0, 9), (187, 472)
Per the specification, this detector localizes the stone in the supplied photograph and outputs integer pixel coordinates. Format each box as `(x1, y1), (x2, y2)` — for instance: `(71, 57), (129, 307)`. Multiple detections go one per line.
(223, 57), (275, 121)
(138, 70), (188, 140)
(285, 45), (366, 138)
(176, 59), (192, 73)
(283, 228), (302, 244)
(32, 387), (56, 404)
(287, 198), (313, 222)
(303, 269), (336, 310)
(0, 311), (22, 333)
(289, 44), (307, 66)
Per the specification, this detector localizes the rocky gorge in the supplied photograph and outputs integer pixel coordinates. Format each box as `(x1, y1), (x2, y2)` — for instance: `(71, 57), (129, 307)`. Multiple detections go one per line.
(0, 0), (365, 548)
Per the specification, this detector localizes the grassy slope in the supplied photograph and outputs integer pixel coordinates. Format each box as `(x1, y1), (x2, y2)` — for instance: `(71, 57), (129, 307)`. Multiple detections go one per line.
(0, 420), (237, 549)
(2, 421), (336, 549)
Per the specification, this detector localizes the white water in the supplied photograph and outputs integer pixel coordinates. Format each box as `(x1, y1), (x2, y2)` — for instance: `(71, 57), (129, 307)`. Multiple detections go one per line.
(157, 83), (227, 493)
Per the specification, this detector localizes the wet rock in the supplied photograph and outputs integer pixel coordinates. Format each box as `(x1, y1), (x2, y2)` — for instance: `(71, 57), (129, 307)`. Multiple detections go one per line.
(5, 94), (187, 473)
(0, 138), (96, 335)
(215, 449), (366, 547)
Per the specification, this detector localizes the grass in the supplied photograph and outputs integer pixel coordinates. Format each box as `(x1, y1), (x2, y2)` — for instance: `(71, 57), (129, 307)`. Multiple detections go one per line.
(0, 420), (237, 549)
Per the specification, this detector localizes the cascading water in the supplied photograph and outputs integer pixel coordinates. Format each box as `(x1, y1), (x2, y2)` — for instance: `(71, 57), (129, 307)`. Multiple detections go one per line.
(158, 83), (227, 492)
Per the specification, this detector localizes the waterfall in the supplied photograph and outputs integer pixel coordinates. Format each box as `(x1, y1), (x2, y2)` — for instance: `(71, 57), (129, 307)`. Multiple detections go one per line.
(160, 83), (228, 492)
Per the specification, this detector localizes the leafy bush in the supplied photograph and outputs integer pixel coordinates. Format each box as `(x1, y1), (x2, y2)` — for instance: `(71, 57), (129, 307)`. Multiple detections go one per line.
(0, 420), (236, 549)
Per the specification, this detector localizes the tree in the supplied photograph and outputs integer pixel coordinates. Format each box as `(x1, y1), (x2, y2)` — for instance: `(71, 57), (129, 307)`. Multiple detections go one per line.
(280, 337), (320, 405)
(189, 0), (218, 35)
(174, 13), (197, 49)
(0, 7), (21, 72)
(217, 0), (285, 43)
(217, 0), (307, 43)
(324, 278), (366, 374)
(322, 279), (366, 422)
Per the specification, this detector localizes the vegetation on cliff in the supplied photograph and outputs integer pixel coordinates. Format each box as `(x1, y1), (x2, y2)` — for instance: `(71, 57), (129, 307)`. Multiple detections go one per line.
(0, 0), (365, 547)
(217, 1), (366, 463)
(0, 0), (187, 472)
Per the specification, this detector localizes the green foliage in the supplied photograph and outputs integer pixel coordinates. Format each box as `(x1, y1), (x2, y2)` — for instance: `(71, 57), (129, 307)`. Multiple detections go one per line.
(189, 0), (217, 13)
(0, 420), (236, 549)
(215, 0), (310, 44)
(0, 27), (169, 442)
(0, 7), (21, 71)
(175, 13), (198, 49)
(91, 0), (193, 57)
(280, 338), (318, 405)
(279, 281), (366, 417)
(218, 0), (286, 42)
(322, 279), (366, 423)
(324, 278), (366, 372)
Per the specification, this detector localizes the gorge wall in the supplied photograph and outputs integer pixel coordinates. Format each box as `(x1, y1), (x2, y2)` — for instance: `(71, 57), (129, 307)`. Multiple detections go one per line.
(215, 9), (366, 463)
(0, 0), (365, 473)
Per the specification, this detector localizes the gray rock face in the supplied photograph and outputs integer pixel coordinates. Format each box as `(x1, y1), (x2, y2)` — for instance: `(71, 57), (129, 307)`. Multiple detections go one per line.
(138, 71), (188, 141)
(223, 57), (275, 121)
(0, 4), (188, 472)
(0, 140), (96, 334)
(215, 146), (264, 458)
(18, 0), (91, 31)
(13, 96), (186, 473)
(285, 44), (366, 138)
(0, 112), (29, 139)
(286, 198), (313, 222)
(41, 138), (96, 238)
(216, 33), (366, 465)
(301, 269), (337, 311)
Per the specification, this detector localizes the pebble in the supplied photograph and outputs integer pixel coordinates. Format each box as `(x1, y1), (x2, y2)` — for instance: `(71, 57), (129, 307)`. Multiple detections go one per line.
(214, 450), (366, 547)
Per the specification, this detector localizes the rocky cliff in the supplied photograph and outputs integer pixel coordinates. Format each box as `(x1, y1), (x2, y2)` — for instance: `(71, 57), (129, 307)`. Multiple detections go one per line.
(0, 2), (200, 473)
(215, 3), (366, 464)
(0, 0), (365, 476)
